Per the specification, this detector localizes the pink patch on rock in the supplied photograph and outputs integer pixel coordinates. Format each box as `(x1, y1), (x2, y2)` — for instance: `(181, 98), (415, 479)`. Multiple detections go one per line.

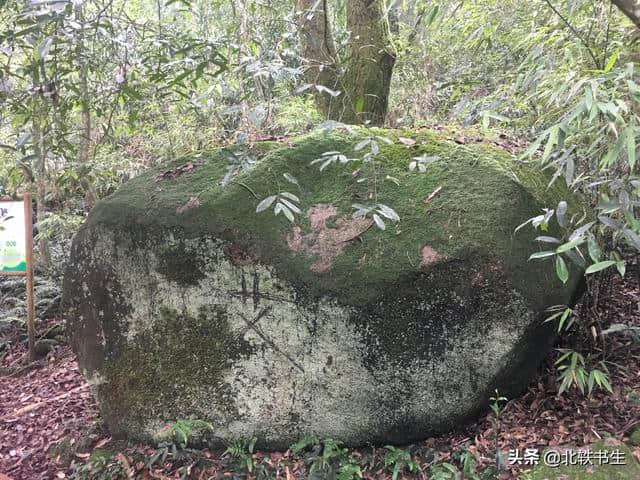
(309, 204), (338, 231)
(287, 204), (371, 273)
(420, 246), (440, 267)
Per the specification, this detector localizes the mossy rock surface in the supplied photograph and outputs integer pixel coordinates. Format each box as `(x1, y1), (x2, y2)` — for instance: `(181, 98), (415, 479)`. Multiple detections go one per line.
(526, 442), (640, 479)
(64, 127), (585, 448)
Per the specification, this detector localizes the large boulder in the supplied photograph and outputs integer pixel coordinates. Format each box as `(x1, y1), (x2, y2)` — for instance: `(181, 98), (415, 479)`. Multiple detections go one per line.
(64, 127), (583, 448)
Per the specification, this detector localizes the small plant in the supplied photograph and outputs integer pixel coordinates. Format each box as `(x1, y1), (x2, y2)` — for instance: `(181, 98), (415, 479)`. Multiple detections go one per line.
(224, 436), (258, 473)
(256, 191), (301, 222)
(148, 419), (214, 469)
(383, 445), (421, 480)
(429, 461), (461, 480)
(34, 212), (84, 241)
(72, 449), (126, 480)
(518, 198), (633, 285)
(154, 418), (214, 449)
(488, 390), (508, 472)
(352, 203), (400, 230)
(455, 448), (494, 480)
(555, 349), (613, 395)
(311, 150), (354, 171)
(409, 154), (439, 172)
(291, 436), (362, 480)
(544, 305), (576, 333)
(220, 149), (257, 187)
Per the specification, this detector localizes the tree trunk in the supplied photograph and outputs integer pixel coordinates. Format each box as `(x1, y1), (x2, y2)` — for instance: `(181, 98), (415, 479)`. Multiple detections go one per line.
(341, 0), (395, 125)
(77, 6), (97, 209)
(295, 0), (395, 126)
(294, 0), (343, 118)
(611, 0), (640, 29)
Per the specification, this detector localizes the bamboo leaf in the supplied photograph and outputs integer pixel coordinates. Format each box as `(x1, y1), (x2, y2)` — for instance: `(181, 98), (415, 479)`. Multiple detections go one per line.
(556, 255), (569, 284)
(256, 195), (276, 213)
(585, 260), (615, 274)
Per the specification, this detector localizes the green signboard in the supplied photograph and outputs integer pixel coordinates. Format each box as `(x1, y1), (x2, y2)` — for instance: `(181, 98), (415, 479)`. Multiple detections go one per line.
(0, 201), (27, 272)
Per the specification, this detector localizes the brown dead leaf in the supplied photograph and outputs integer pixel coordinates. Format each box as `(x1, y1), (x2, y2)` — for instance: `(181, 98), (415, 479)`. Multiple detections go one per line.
(154, 161), (200, 183)
(94, 437), (111, 449)
(398, 137), (416, 146)
(116, 452), (134, 479)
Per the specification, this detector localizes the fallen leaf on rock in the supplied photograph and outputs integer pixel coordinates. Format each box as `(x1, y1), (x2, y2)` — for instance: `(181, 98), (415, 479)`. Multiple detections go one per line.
(154, 162), (200, 183)
(422, 185), (442, 204)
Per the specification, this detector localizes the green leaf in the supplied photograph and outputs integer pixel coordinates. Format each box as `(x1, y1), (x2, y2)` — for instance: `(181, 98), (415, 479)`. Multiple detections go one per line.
(623, 229), (640, 251)
(603, 48), (619, 73)
(256, 195), (276, 212)
(168, 69), (192, 86)
(279, 198), (300, 214)
(38, 37), (53, 59)
(426, 5), (440, 26)
(283, 173), (299, 186)
(354, 139), (370, 151)
(542, 125), (559, 162)
(535, 236), (561, 244)
(529, 250), (556, 260)
(315, 85), (341, 97)
(355, 96), (365, 114)
(587, 235), (601, 263)
(122, 85), (144, 101)
(373, 214), (385, 230)
(585, 260), (616, 274)
(556, 201), (568, 228)
(600, 135), (624, 169)
(280, 191), (300, 202)
(280, 204), (295, 222)
(556, 238), (583, 253)
(556, 255), (569, 284)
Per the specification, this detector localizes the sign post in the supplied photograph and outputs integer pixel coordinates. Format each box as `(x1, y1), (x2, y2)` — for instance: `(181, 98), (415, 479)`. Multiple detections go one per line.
(0, 194), (36, 361)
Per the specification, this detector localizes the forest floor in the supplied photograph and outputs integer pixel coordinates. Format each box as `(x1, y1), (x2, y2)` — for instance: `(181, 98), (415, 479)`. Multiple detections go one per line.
(0, 269), (639, 479)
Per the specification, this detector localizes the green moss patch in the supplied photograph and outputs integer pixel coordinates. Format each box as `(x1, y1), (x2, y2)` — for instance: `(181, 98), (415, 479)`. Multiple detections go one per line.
(81, 127), (577, 307)
(96, 305), (253, 437)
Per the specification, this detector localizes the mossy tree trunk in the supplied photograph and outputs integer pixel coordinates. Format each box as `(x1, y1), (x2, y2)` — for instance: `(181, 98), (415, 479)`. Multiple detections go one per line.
(342, 0), (395, 125)
(611, 0), (640, 30)
(294, 0), (343, 118)
(295, 0), (395, 126)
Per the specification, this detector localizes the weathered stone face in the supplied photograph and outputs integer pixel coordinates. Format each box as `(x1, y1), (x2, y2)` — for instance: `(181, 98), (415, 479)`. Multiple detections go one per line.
(63, 127), (584, 448)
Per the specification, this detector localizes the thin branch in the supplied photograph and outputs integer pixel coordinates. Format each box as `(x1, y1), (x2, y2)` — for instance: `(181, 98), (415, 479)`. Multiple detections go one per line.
(231, 180), (259, 199)
(543, 0), (602, 69)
